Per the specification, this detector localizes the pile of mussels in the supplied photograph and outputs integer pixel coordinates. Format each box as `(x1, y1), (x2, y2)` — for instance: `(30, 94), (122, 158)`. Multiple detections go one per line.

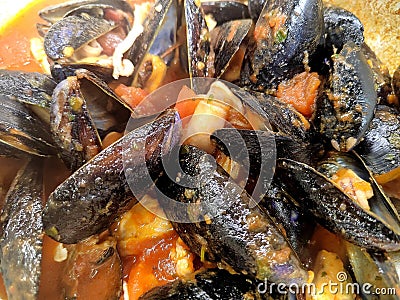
(0, 0), (400, 299)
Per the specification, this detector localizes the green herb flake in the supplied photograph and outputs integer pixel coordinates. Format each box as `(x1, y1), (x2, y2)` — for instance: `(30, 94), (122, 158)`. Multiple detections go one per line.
(275, 29), (287, 43)
(68, 113), (75, 121)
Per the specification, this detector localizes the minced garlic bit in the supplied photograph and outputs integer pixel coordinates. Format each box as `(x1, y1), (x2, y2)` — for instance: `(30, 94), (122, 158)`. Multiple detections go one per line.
(30, 37), (51, 74)
(112, 2), (151, 79)
(331, 168), (373, 211)
(54, 243), (68, 262)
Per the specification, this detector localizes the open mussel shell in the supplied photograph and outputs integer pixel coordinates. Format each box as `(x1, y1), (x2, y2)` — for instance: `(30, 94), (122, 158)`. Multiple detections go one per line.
(0, 94), (56, 157)
(39, 0), (134, 24)
(0, 159), (44, 300)
(62, 1), (133, 22)
(50, 76), (103, 171)
(180, 0), (212, 83)
(43, 110), (181, 244)
(0, 70), (56, 124)
(211, 128), (315, 263)
(50, 62), (114, 83)
(201, 0), (250, 25)
(211, 128), (276, 202)
(211, 19), (252, 78)
(44, 14), (117, 61)
(241, 0), (324, 90)
(314, 42), (377, 152)
(317, 151), (400, 237)
(73, 69), (132, 137)
(260, 181), (315, 265)
(148, 0), (177, 65)
(127, 0), (174, 85)
(276, 155), (400, 252)
(355, 105), (400, 183)
(41, 0), (134, 80)
(155, 145), (308, 285)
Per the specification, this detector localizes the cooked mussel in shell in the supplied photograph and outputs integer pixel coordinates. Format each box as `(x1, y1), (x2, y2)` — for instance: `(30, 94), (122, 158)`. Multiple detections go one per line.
(0, 159), (44, 300)
(345, 242), (400, 300)
(202, 0), (250, 25)
(241, 0), (324, 91)
(155, 145), (308, 285)
(323, 6), (364, 51)
(43, 110), (181, 244)
(0, 93), (56, 157)
(50, 77), (102, 171)
(0, 70), (56, 109)
(276, 152), (400, 252)
(50, 69), (132, 170)
(211, 19), (252, 79)
(39, 0), (134, 24)
(42, 0), (133, 62)
(355, 105), (400, 184)
(313, 42), (377, 152)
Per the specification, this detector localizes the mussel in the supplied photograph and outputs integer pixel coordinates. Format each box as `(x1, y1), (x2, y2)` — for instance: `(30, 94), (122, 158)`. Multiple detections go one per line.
(361, 43), (393, 105)
(43, 110), (181, 243)
(275, 152), (400, 252)
(0, 159), (44, 300)
(155, 145), (308, 285)
(183, 0), (212, 80)
(212, 128), (316, 262)
(42, 0), (133, 63)
(41, 0), (172, 83)
(50, 69), (132, 170)
(241, 0), (324, 91)
(126, 0), (176, 85)
(346, 242), (400, 299)
(39, 0), (134, 24)
(0, 93), (56, 157)
(202, 0), (250, 25)
(0, 70), (56, 110)
(252, 92), (312, 142)
(313, 42), (377, 151)
(211, 19), (252, 79)
(140, 268), (289, 299)
(355, 105), (400, 184)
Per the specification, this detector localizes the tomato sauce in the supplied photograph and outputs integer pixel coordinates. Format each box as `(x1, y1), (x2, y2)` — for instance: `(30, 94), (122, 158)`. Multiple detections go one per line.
(0, 0), (65, 72)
